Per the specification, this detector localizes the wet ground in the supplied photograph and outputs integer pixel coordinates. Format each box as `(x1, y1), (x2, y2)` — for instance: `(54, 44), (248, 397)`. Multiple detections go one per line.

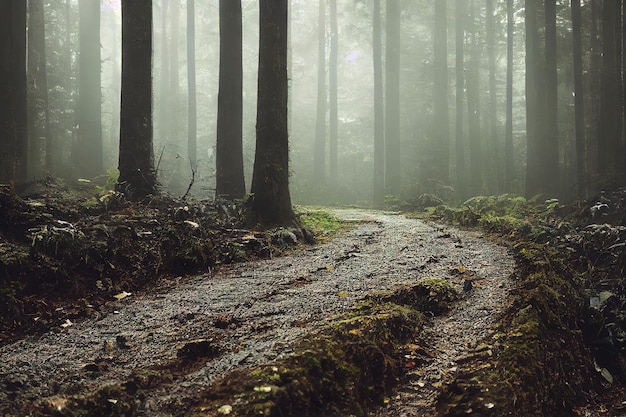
(1, 209), (514, 415)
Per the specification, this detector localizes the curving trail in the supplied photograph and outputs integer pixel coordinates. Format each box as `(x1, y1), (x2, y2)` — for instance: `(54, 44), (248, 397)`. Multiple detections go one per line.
(0, 209), (513, 415)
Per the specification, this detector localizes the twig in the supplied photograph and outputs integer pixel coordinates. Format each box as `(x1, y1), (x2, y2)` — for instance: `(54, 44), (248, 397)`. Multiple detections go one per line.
(182, 159), (196, 200)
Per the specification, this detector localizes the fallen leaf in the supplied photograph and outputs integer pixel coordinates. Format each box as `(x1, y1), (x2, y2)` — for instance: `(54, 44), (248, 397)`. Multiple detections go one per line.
(337, 291), (348, 298)
(217, 405), (232, 415)
(113, 291), (131, 300)
(253, 385), (272, 393)
(184, 220), (199, 228)
(61, 319), (73, 328)
(108, 399), (118, 404)
(485, 403), (495, 409)
(417, 380), (426, 387)
(326, 265), (334, 271)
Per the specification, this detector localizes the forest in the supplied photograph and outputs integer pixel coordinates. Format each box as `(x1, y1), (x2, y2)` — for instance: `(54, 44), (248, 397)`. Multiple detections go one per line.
(0, 0), (625, 416)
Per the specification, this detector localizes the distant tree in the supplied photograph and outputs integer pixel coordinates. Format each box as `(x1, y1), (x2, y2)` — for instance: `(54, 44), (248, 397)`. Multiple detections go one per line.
(216, 0), (246, 199)
(117, 0), (156, 199)
(466, 0), (482, 196)
(543, 0), (560, 197)
(27, 0), (51, 177)
(158, 0), (170, 146)
(571, 0), (587, 198)
(251, 0), (296, 226)
(432, 0), (450, 184)
(168, 0), (181, 144)
(486, 0), (498, 192)
(504, 0), (514, 192)
(0, 0), (28, 183)
(187, 0), (197, 171)
(455, 0), (466, 198)
(313, 0), (326, 183)
(372, 0), (384, 206)
(598, 0), (620, 180)
(524, 0), (544, 198)
(76, 0), (103, 178)
(385, 0), (401, 196)
(329, 0), (338, 185)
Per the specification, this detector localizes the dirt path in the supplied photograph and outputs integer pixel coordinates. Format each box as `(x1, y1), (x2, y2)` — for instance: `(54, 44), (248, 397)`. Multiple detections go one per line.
(0, 209), (514, 416)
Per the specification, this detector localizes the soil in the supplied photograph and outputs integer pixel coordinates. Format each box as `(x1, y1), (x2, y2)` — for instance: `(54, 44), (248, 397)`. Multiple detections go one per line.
(0, 208), (515, 416)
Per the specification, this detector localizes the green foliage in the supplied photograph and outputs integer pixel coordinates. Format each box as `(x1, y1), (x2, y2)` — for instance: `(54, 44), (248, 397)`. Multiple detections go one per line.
(296, 207), (342, 238)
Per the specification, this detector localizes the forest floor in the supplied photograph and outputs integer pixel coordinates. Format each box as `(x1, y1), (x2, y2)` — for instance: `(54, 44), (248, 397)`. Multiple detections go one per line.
(0, 179), (625, 416)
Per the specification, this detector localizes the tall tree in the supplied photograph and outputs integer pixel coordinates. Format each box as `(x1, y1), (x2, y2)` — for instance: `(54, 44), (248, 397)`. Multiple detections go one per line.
(216, 0), (246, 199)
(598, 0), (619, 179)
(0, 0), (28, 183)
(525, 0), (544, 197)
(313, 0), (326, 183)
(455, 0), (466, 198)
(251, 0), (296, 226)
(372, 0), (384, 206)
(187, 0), (197, 171)
(432, 0), (450, 183)
(329, 0), (338, 184)
(77, 0), (103, 178)
(117, 0), (156, 199)
(385, 0), (401, 196)
(466, 0), (482, 196)
(168, 0), (181, 144)
(158, 0), (170, 146)
(504, 0), (514, 192)
(27, 0), (51, 177)
(543, 0), (560, 196)
(571, 0), (587, 198)
(486, 0), (498, 192)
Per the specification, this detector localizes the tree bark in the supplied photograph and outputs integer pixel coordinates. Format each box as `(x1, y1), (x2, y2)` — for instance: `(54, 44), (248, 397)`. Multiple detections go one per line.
(433, 0), (450, 184)
(187, 0), (197, 171)
(313, 0), (326, 183)
(466, 0), (482, 196)
(543, 0), (560, 197)
(486, 0), (498, 192)
(77, 0), (103, 178)
(385, 0), (401, 196)
(455, 0), (466, 199)
(0, 1), (28, 183)
(373, 0), (384, 206)
(117, 0), (156, 199)
(329, 0), (338, 185)
(27, 0), (50, 178)
(571, 0), (587, 198)
(216, 0), (246, 200)
(504, 0), (514, 192)
(251, 0), (295, 227)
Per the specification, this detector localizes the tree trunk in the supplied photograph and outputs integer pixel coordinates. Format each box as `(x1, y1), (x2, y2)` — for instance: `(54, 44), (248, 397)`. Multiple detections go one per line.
(466, 0), (482, 196)
(525, 0), (544, 198)
(187, 0), (197, 171)
(385, 0), (401, 196)
(571, 0), (587, 198)
(158, 0), (170, 146)
(544, 0), (560, 197)
(0, 0), (28, 183)
(251, 0), (295, 227)
(373, 0), (384, 206)
(504, 0), (514, 192)
(433, 0), (450, 184)
(117, 0), (156, 199)
(313, 0), (326, 183)
(27, 0), (50, 178)
(599, 0), (618, 179)
(486, 0), (498, 193)
(216, 0), (246, 200)
(329, 0), (338, 185)
(455, 0), (466, 199)
(77, 0), (103, 179)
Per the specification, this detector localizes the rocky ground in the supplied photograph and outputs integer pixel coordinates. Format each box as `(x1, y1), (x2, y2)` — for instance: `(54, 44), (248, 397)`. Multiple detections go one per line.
(1, 208), (514, 416)
(1, 180), (625, 416)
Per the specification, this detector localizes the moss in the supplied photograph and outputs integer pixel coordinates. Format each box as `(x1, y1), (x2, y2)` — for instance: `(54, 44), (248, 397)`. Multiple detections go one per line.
(189, 286), (429, 417)
(296, 207), (342, 239)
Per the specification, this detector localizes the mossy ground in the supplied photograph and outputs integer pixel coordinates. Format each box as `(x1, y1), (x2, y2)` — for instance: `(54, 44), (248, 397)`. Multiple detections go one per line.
(33, 279), (458, 417)
(411, 193), (626, 416)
